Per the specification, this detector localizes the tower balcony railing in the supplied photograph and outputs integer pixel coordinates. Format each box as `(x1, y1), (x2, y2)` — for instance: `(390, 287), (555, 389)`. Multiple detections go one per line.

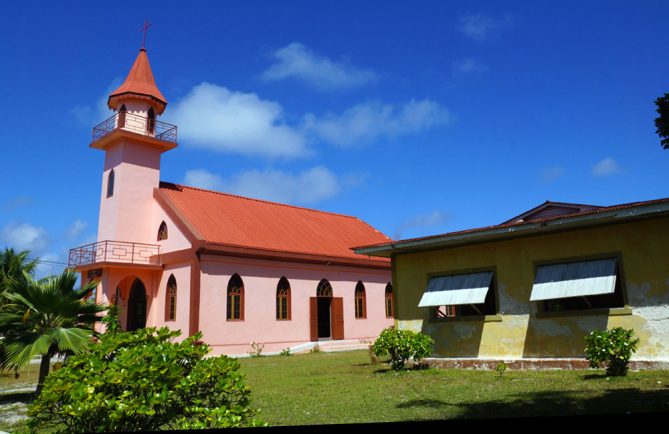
(68, 240), (160, 268)
(92, 112), (177, 144)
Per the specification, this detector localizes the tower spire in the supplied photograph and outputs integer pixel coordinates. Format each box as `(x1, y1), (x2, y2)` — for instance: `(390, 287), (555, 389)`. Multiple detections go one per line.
(107, 42), (167, 115)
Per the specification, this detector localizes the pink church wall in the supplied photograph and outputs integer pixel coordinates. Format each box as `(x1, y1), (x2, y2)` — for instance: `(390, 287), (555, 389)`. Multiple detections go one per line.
(197, 254), (393, 355)
(153, 203), (192, 252)
(98, 141), (161, 245)
(150, 263), (192, 339)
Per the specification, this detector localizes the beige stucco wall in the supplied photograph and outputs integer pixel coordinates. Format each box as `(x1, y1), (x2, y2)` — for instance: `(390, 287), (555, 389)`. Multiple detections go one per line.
(393, 216), (669, 361)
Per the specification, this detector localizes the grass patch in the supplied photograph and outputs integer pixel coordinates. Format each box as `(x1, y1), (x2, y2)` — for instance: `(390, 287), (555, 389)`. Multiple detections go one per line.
(240, 350), (669, 426)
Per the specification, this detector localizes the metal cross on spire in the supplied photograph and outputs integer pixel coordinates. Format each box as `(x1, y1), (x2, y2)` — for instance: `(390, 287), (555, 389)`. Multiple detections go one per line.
(140, 19), (152, 49)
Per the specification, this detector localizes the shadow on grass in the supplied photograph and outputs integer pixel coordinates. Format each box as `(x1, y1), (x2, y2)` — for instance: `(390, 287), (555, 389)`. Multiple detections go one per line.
(582, 373), (610, 380)
(397, 388), (669, 418)
(397, 399), (452, 409)
(0, 390), (35, 405)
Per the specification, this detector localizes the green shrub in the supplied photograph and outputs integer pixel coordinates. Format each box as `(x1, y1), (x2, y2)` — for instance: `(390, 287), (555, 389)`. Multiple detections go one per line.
(584, 327), (640, 376)
(371, 326), (434, 370)
(27, 326), (264, 432)
(279, 347), (291, 356)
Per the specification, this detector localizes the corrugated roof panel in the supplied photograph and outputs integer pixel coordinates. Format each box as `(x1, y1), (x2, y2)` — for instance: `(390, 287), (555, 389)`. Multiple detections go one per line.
(159, 183), (391, 260)
(418, 271), (493, 307)
(530, 258), (617, 301)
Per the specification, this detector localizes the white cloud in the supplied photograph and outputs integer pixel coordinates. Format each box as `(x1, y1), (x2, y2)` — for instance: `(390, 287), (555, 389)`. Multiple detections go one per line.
(541, 166), (566, 183)
(1, 222), (49, 253)
(457, 13), (514, 41)
(394, 211), (451, 239)
(260, 42), (377, 90)
(70, 78), (121, 125)
(592, 157), (622, 176)
(184, 166), (342, 204)
(65, 219), (88, 241)
(303, 99), (450, 147)
(451, 58), (487, 77)
(170, 82), (309, 159)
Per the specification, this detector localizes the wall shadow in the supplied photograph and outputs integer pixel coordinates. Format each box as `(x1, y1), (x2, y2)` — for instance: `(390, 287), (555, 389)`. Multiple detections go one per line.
(522, 314), (608, 358)
(421, 321), (484, 358)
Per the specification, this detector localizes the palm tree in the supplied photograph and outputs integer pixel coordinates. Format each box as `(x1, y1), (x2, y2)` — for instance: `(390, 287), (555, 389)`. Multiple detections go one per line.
(0, 248), (38, 300)
(0, 270), (106, 394)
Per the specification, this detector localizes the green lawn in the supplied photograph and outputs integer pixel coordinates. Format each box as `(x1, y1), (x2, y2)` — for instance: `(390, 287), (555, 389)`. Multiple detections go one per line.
(239, 350), (669, 426)
(3, 351), (669, 431)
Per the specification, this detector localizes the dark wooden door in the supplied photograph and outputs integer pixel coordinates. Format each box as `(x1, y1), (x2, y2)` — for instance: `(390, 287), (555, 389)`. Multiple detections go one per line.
(331, 297), (344, 340)
(309, 297), (318, 341)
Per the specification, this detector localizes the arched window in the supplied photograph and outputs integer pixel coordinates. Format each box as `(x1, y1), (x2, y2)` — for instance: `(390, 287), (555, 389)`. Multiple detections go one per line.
(227, 273), (244, 320)
(107, 169), (115, 198)
(317, 279), (332, 297)
(118, 104), (127, 128)
(354, 281), (366, 318)
(276, 276), (291, 320)
(157, 221), (168, 241)
(385, 283), (394, 318)
(147, 107), (156, 134)
(165, 274), (177, 321)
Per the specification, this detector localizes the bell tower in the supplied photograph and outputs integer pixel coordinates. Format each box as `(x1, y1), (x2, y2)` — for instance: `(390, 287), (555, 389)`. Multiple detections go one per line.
(93, 46), (177, 245)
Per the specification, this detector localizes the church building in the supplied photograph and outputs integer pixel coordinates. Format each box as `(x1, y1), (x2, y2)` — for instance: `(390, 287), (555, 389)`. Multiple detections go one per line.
(68, 47), (394, 355)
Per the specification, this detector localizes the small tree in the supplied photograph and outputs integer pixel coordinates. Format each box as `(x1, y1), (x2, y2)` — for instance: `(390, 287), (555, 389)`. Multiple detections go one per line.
(655, 93), (669, 149)
(0, 270), (105, 394)
(372, 326), (434, 370)
(28, 321), (263, 432)
(584, 327), (640, 376)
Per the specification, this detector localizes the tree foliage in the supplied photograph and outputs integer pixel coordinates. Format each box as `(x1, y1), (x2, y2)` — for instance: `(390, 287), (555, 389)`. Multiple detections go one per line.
(0, 270), (105, 393)
(372, 326), (434, 370)
(655, 93), (669, 149)
(28, 323), (264, 432)
(0, 248), (38, 304)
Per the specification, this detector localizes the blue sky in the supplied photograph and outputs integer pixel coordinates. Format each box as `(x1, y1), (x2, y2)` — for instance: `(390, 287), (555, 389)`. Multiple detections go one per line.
(1, 1), (668, 277)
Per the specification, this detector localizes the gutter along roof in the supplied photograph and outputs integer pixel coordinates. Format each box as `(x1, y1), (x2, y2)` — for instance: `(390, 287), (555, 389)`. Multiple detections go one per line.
(156, 182), (391, 268)
(354, 197), (669, 258)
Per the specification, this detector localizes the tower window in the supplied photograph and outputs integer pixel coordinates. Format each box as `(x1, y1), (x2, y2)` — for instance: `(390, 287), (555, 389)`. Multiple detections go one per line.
(147, 107), (156, 134)
(107, 169), (115, 198)
(157, 221), (168, 241)
(118, 104), (127, 128)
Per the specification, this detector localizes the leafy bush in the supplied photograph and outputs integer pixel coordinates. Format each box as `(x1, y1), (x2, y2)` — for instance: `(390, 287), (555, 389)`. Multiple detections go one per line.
(279, 347), (291, 356)
(27, 325), (264, 432)
(584, 327), (640, 376)
(372, 327), (434, 370)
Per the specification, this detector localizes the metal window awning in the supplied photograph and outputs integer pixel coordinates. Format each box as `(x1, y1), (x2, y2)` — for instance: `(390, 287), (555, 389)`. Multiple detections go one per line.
(418, 271), (493, 307)
(530, 258), (617, 301)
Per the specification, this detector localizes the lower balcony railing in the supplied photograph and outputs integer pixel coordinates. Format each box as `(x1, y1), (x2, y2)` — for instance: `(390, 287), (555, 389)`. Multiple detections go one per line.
(68, 240), (160, 268)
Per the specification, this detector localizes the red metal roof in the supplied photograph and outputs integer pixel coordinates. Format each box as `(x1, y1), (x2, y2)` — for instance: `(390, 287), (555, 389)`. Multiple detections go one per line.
(157, 182), (391, 263)
(108, 48), (167, 114)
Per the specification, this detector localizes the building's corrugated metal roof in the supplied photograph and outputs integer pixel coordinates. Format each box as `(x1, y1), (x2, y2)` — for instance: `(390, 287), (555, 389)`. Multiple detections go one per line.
(530, 258), (617, 301)
(356, 197), (669, 253)
(158, 182), (391, 262)
(418, 271), (493, 307)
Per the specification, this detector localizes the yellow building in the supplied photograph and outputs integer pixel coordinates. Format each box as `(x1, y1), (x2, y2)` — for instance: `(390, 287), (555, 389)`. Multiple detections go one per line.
(355, 199), (669, 368)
